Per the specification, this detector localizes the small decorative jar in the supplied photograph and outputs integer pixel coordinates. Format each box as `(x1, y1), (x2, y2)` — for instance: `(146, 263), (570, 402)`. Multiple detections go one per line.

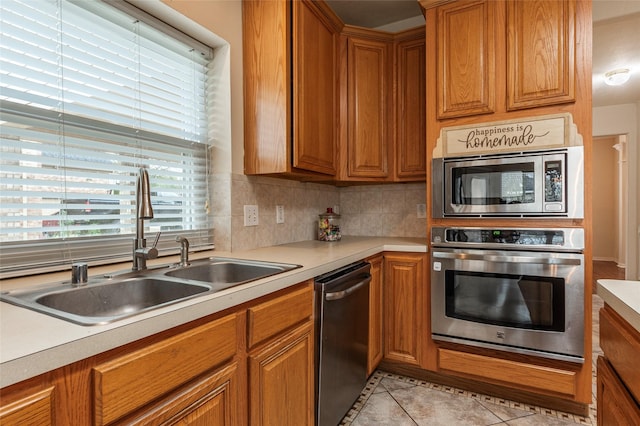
(318, 208), (341, 242)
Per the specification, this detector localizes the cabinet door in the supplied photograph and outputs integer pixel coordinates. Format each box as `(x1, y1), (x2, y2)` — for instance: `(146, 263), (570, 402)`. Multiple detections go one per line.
(347, 37), (391, 178)
(242, 0), (290, 175)
(292, 0), (337, 175)
(249, 322), (314, 426)
(395, 36), (426, 180)
(367, 254), (384, 375)
(506, 0), (575, 110)
(437, 0), (495, 119)
(597, 356), (640, 426)
(383, 253), (426, 366)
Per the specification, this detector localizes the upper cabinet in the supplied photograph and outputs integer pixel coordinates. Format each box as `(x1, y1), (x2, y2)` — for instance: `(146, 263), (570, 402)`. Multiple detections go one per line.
(432, 0), (576, 121)
(436, 0), (495, 119)
(506, 0), (575, 110)
(338, 26), (426, 182)
(243, 0), (341, 178)
(395, 29), (427, 180)
(340, 28), (393, 180)
(243, 0), (426, 184)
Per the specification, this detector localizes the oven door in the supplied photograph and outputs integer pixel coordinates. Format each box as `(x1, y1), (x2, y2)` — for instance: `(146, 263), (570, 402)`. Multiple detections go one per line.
(444, 155), (543, 216)
(431, 248), (584, 362)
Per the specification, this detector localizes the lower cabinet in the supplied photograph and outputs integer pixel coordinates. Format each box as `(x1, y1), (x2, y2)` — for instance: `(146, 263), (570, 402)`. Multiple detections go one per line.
(598, 304), (640, 425)
(248, 322), (314, 426)
(383, 252), (427, 367)
(246, 283), (315, 426)
(597, 356), (640, 426)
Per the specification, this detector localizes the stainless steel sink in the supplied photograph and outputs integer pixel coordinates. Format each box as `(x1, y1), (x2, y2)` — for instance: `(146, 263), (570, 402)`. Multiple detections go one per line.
(0, 277), (211, 326)
(0, 258), (301, 326)
(164, 258), (301, 290)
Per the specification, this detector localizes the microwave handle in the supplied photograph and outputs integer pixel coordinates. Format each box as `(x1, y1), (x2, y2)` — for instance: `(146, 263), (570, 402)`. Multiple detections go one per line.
(432, 252), (581, 266)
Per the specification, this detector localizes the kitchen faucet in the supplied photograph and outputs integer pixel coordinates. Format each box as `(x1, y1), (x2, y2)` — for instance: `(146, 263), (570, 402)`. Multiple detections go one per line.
(132, 167), (160, 271)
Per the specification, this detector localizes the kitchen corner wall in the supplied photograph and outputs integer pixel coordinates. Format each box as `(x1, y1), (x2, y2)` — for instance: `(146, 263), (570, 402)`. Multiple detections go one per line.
(211, 173), (427, 252)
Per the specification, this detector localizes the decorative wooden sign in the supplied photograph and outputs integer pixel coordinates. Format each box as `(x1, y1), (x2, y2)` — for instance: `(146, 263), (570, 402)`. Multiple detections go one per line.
(433, 113), (582, 158)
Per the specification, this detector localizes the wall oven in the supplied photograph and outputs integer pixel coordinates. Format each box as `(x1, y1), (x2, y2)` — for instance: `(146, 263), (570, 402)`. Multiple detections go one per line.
(431, 227), (585, 363)
(432, 146), (583, 218)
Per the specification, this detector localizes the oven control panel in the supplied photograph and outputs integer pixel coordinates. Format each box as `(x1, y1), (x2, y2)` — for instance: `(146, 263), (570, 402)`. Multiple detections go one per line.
(431, 227), (584, 252)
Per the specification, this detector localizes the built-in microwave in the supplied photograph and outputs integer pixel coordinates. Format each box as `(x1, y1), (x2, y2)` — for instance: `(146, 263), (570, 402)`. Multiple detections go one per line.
(432, 146), (584, 218)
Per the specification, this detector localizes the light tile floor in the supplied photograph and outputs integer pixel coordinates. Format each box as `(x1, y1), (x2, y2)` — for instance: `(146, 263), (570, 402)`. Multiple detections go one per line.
(341, 295), (604, 426)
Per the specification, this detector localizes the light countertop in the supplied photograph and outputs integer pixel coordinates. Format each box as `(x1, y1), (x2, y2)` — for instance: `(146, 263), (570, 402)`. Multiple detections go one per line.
(0, 236), (427, 388)
(596, 279), (640, 333)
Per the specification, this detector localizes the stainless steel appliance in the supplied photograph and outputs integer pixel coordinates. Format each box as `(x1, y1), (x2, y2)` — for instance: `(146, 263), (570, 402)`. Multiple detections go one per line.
(315, 261), (371, 426)
(431, 227), (585, 363)
(432, 146), (584, 218)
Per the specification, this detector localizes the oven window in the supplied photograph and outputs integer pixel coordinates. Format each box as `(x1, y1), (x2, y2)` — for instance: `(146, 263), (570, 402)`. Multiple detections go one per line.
(444, 271), (565, 331)
(452, 163), (535, 206)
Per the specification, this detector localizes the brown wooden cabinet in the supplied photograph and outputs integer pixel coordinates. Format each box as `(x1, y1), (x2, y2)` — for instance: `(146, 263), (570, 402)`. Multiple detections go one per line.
(342, 29), (392, 180)
(383, 252), (427, 366)
(597, 357), (640, 426)
(0, 386), (54, 425)
(436, 0), (496, 119)
(247, 284), (314, 426)
(92, 314), (239, 425)
(506, 0), (575, 110)
(367, 254), (384, 375)
(339, 27), (426, 183)
(248, 323), (314, 426)
(126, 363), (241, 426)
(598, 304), (640, 425)
(244, 0), (425, 183)
(395, 29), (427, 181)
(243, 0), (341, 178)
(432, 0), (576, 120)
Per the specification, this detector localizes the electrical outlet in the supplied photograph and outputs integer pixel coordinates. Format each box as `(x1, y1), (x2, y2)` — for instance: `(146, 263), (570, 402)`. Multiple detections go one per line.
(276, 205), (285, 224)
(332, 205), (340, 215)
(244, 205), (259, 226)
(417, 203), (427, 218)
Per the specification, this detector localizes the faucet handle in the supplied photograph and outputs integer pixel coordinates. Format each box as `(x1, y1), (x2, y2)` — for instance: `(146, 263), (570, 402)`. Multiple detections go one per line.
(151, 232), (161, 248)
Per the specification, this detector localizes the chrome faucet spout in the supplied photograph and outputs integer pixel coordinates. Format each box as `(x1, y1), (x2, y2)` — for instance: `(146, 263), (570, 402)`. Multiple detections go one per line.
(133, 167), (155, 271)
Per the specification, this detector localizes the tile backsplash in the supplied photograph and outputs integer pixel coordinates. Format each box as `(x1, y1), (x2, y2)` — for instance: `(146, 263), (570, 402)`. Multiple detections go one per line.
(212, 173), (426, 252)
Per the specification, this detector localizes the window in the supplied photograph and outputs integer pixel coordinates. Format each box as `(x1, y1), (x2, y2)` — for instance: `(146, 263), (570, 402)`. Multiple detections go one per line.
(0, 0), (214, 277)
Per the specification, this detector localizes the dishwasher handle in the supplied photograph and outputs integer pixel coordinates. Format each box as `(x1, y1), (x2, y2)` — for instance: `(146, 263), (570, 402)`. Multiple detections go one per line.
(324, 274), (371, 301)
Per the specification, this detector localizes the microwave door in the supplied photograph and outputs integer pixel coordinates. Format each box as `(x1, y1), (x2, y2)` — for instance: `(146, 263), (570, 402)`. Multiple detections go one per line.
(446, 157), (544, 216)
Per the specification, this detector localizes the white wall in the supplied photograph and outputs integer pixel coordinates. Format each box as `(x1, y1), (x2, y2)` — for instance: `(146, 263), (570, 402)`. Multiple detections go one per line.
(593, 102), (640, 279)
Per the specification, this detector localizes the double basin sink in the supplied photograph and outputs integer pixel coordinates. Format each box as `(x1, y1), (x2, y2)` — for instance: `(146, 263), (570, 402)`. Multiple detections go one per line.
(0, 258), (301, 326)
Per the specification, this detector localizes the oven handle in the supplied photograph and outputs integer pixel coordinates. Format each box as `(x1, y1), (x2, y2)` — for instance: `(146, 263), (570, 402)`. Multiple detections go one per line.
(432, 252), (582, 265)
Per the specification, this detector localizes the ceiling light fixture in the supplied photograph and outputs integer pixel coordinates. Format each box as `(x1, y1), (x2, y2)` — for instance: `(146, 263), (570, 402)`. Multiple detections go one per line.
(604, 68), (631, 86)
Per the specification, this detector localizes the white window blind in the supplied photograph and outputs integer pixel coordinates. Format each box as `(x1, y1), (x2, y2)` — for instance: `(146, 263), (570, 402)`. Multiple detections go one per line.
(0, 0), (214, 277)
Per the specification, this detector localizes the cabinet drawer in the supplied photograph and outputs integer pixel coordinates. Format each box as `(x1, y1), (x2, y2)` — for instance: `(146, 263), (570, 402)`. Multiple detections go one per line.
(247, 282), (313, 349)
(93, 314), (238, 425)
(0, 387), (54, 426)
(438, 348), (577, 396)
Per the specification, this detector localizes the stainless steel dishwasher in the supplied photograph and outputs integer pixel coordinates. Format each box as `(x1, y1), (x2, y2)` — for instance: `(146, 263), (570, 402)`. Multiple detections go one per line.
(315, 261), (371, 426)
